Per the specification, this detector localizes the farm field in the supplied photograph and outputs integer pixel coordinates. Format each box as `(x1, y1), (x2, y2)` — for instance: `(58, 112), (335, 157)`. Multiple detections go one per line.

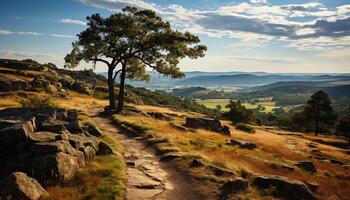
(196, 98), (279, 113)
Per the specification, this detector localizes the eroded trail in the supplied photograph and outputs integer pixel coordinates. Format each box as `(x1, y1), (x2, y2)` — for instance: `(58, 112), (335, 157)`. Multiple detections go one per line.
(88, 109), (201, 200)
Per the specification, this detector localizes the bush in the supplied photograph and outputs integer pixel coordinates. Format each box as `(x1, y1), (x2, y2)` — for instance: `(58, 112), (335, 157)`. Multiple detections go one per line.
(20, 95), (58, 109)
(236, 123), (256, 133)
(335, 115), (350, 141)
(223, 100), (256, 124)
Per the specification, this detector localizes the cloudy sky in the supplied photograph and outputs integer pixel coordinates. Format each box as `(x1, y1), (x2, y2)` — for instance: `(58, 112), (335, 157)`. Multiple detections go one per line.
(0, 0), (349, 73)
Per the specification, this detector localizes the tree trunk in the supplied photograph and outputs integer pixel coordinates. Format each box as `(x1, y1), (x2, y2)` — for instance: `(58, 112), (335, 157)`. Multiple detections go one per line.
(107, 68), (116, 109)
(116, 65), (126, 113)
(315, 104), (320, 136)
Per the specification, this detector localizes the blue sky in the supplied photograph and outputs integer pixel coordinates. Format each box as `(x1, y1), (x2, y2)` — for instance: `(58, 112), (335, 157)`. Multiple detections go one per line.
(0, 0), (349, 73)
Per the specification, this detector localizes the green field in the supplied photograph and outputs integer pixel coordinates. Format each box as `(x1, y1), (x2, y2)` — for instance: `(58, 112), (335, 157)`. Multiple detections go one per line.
(196, 99), (278, 113)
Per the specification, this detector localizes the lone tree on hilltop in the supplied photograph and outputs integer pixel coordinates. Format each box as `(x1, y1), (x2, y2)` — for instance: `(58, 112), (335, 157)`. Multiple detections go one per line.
(65, 7), (207, 113)
(303, 90), (337, 135)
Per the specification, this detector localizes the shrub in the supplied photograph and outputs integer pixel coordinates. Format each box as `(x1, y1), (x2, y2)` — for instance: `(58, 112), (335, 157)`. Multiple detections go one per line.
(20, 95), (58, 109)
(223, 100), (256, 124)
(335, 114), (350, 141)
(236, 123), (256, 133)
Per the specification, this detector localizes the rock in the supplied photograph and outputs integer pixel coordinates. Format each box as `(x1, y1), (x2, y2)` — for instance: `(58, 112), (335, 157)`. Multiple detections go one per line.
(252, 175), (316, 200)
(0, 121), (34, 149)
(147, 112), (173, 121)
(306, 182), (319, 192)
(307, 143), (318, 148)
(28, 131), (60, 143)
(30, 152), (84, 183)
(30, 76), (50, 90)
(67, 109), (79, 122)
(0, 172), (52, 200)
(96, 141), (113, 155)
(169, 123), (189, 132)
(65, 120), (83, 133)
(71, 81), (93, 95)
(0, 74), (29, 91)
(30, 140), (84, 159)
(185, 117), (230, 135)
(226, 139), (257, 150)
(37, 118), (68, 133)
(190, 158), (205, 167)
(159, 152), (181, 162)
(85, 124), (103, 137)
(209, 165), (235, 177)
(220, 178), (248, 200)
(81, 146), (96, 159)
(295, 161), (317, 173)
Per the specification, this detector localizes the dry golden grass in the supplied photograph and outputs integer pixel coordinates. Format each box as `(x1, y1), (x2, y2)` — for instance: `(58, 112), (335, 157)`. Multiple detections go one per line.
(114, 104), (350, 200)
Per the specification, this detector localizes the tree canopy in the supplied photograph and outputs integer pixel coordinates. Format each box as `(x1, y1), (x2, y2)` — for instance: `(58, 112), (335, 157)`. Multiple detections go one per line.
(65, 6), (207, 112)
(223, 100), (256, 124)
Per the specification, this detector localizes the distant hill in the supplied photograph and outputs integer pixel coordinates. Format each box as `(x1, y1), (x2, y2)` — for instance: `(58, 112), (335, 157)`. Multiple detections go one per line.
(100, 71), (350, 90)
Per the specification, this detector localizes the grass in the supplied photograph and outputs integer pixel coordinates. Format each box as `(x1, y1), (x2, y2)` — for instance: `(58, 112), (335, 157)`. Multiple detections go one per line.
(196, 99), (278, 113)
(235, 123), (256, 133)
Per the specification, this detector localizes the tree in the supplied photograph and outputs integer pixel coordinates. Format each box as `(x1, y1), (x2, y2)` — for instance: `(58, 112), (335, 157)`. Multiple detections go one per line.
(216, 105), (222, 111)
(65, 7), (207, 112)
(335, 114), (350, 142)
(223, 100), (255, 124)
(303, 90), (337, 135)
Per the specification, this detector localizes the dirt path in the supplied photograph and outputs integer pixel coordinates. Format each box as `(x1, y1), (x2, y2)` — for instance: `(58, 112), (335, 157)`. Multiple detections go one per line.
(88, 109), (203, 200)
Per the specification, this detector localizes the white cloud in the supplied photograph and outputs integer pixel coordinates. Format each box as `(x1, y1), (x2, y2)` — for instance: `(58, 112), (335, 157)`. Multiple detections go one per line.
(249, 0), (267, 4)
(59, 18), (87, 26)
(50, 33), (75, 38)
(77, 0), (350, 51)
(0, 29), (13, 35)
(230, 56), (301, 64)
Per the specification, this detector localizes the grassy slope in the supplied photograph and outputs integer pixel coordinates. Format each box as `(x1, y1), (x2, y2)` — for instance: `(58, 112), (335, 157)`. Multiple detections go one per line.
(112, 104), (350, 200)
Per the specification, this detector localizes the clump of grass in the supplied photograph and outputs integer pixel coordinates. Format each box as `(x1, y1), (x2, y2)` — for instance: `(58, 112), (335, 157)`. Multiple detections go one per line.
(20, 94), (58, 109)
(112, 115), (151, 135)
(236, 123), (256, 133)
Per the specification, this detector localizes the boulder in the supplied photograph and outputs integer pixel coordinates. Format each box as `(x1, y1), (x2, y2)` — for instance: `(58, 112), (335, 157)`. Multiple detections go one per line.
(71, 81), (93, 95)
(185, 117), (230, 135)
(169, 123), (189, 132)
(0, 121), (34, 149)
(30, 152), (84, 183)
(220, 178), (248, 200)
(67, 109), (79, 122)
(28, 131), (60, 143)
(30, 140), (83, 158)
(65, 120), (83, 133)
(0, 172), (52, 200)
(295, 161), (317, 173)
(147, 112), (173, 121)
(37, 118), (68, 133)
(97, 142), (113, 155)
(226, 139), (257, 150)
(85, 124), (103, 137)
(0, 75), (29, 91)
(252, 175), (316, 200)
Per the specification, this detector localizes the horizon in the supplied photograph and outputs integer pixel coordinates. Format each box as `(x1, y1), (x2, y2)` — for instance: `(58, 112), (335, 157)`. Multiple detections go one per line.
(0, 0), (350, 73)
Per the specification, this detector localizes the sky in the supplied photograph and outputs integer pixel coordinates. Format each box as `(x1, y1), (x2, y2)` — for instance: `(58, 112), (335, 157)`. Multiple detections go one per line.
(0, 0), (349, 73)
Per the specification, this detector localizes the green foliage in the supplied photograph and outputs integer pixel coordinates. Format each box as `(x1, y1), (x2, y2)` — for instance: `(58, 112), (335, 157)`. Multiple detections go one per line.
(126, 85), (220, 117)
(292, 91), (337, 133)
(223, 100), (256, 124)
(21, 58), (40, 65)
(20, 95), (58, 109)
(236, 123), (256, 133)
(335, 115), (350, 140)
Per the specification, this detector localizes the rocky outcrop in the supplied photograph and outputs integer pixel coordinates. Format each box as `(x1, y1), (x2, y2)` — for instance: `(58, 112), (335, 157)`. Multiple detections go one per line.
(295, 161), (317, 173)
(226, 139), (257, 150)
(147, 112), (173, 121)
(72, 81), (93, 95)
(220, 178), (249, 200)
(0, 172), (52, 200)
(185, 117), (231, 135)
(0, 74), (29, 91)
(252, 175), (316, 200)
(0, 107), (113, 186)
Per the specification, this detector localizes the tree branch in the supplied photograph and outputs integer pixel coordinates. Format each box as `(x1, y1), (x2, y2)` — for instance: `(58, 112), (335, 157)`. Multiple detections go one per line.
(89, 57), (110, 66)
(133, 56), (156, 69)
(113, 69), (123, 80)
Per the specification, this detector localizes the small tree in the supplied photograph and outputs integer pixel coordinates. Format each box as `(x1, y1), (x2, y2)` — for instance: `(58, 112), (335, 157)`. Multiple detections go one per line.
(65, 7), (206, 113)
(335, 114), (350, 142)
(303, 90), (337, 135)
(223, 100), (255, 124)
